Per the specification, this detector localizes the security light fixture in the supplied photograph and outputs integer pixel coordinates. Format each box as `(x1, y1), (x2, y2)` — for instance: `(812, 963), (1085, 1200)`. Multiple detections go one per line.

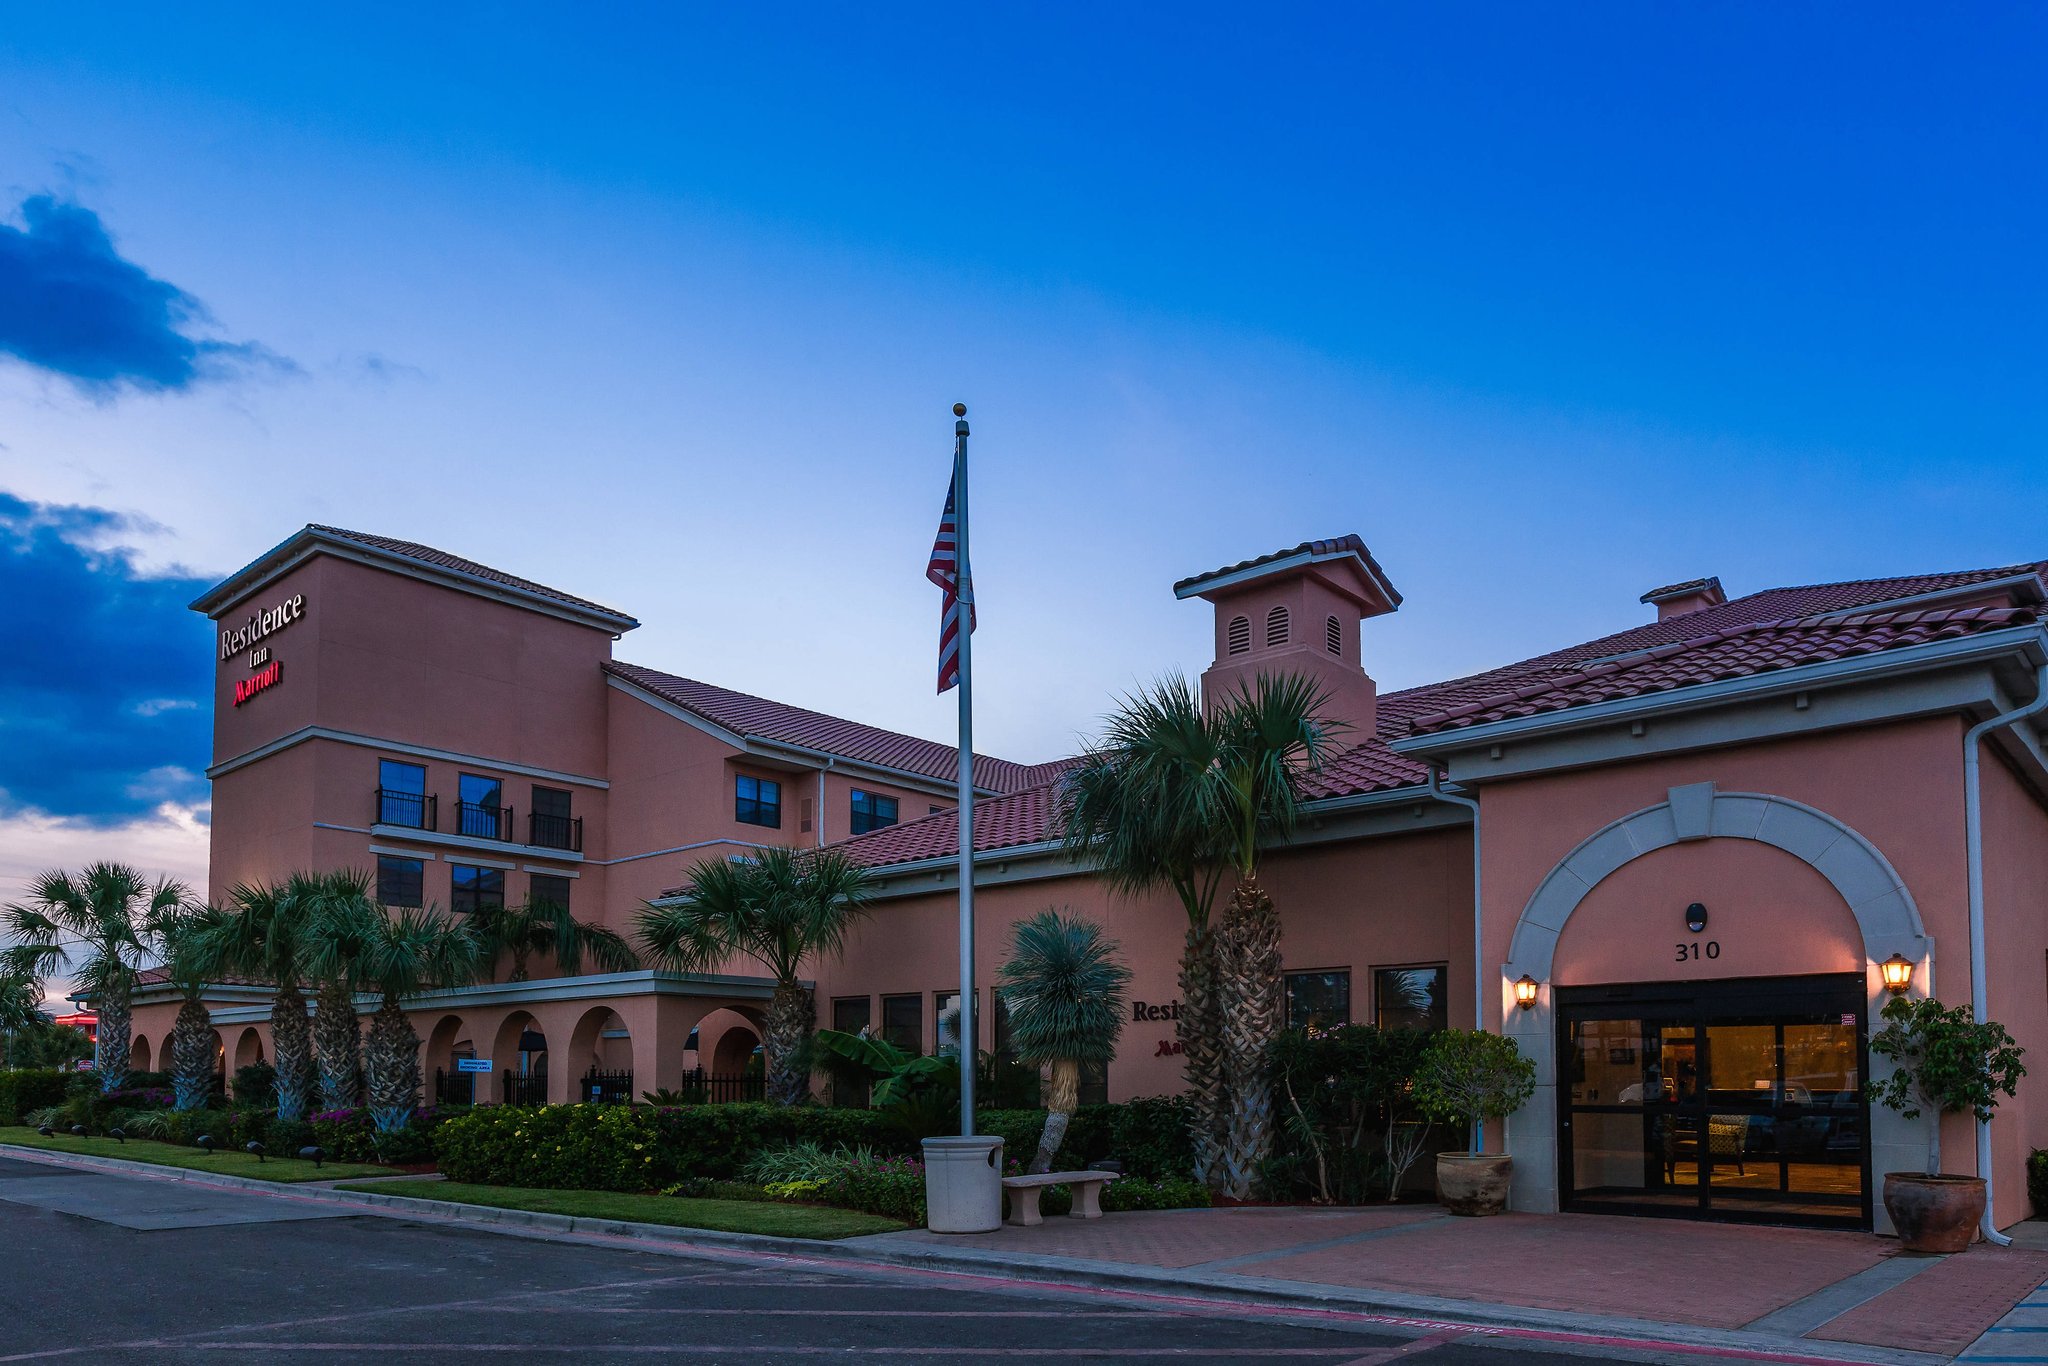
(1514, 975), (1540, 1009)
(1881, 954), (1914, 995)
(69, 1124), (86, 1138)
(195, 1134), (216, 1154)
(299, 1145), (326, 1168)
(244, 1141), (266, 1162)
(1685, 902), (1709, 934)
(35, 1125), (51, 1138)
(108, 1128), (126, 1144)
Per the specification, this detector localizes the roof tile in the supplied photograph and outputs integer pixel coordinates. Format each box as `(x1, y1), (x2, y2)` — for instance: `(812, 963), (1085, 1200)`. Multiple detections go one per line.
(311, 525), (636, 624)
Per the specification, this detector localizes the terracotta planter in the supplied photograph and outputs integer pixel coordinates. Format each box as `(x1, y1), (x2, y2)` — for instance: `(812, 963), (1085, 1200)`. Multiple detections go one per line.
(1436, 1152), (1513, 1216)
(1883, 1172), (1984, 1252)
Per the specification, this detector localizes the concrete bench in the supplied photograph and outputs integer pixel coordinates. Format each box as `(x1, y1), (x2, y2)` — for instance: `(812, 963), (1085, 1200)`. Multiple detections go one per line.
(1001, 1171), (1118, 1226)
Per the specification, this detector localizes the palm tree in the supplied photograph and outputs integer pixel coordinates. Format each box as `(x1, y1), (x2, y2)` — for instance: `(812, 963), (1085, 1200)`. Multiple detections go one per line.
(0, 970), (41, 1035)
(184, 874), (323, 1122)
(152, 900), (231, 1112)
(1059, 674), (1233, 1186)
(2, 863), (188, 1093)
(299, 871), (376, 1112)
(997, 909), (1132, 1173)
(312, 903), (480, 1133)
(475, 891), (638, 983)
(1209, 673), (1346, 1198)
(637, 845), (870, 1106)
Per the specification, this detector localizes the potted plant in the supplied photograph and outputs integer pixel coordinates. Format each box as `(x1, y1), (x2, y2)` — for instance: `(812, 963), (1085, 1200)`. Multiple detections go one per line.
(1414, 1029), (1536, 1216)
(1868, 995), (2026, 1252)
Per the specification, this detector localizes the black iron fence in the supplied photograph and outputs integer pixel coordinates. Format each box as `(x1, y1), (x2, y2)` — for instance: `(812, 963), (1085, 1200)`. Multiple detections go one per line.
(434, 1066), (476, 1106)
(456, 801), (512, 841)
(582, 1067), (634, 1104)
(676, 1068), (765, 1105)
(501, 1071), (548, 1106)
(529, 811), (583, 852)
(375, 787), (436, 830)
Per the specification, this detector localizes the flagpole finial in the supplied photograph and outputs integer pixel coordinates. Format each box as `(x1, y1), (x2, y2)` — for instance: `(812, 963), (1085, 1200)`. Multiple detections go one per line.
(952, 402), (967, 417)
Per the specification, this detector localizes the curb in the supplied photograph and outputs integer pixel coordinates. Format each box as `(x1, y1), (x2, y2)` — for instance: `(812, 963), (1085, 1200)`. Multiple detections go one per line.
(0, 1143), (1951, 1366)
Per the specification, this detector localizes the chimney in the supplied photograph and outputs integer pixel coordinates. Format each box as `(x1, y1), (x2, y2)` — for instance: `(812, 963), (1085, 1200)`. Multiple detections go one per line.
(1173, 535), (1401, 738)
(1640, 576), (1726, 622)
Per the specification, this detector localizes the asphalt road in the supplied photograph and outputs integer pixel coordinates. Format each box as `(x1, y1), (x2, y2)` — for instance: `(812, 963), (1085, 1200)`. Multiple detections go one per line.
(0, 1154), (1727, 1365)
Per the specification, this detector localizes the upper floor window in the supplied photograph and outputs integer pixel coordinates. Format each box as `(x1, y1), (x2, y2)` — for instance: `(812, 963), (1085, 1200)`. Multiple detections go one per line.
(1266, 604), (1290, 647)
(458, 773), (507, 840)
(1226, 615), (1251, 655)
(851, 789), (899, 835)
(1326, 614), (1343, 656)
(377, 759), (430, 829)
(1374, 964), (1448, 1033)
(529, 785), (579, 851)
(735, 774), (781, 828)
(527, 872), (572, 912)
(450, 863), (505, 916)
(1285, 969), (1351, 1031)
(375, 855), (424, 908)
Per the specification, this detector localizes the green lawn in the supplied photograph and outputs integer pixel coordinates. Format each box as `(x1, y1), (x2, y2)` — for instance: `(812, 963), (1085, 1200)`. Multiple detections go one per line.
(334, 1179), (905, 1240)
(0, 1127), (395, 1183)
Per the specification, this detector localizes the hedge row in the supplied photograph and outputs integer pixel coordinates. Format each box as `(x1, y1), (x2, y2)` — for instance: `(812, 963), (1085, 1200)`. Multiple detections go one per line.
(0, 1070), (70, 1125)
(976, 1097), (1193, 1180)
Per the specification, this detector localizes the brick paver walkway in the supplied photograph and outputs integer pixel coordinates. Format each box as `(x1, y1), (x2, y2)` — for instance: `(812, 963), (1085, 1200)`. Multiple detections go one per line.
(1817, 1249), (2048, 1356)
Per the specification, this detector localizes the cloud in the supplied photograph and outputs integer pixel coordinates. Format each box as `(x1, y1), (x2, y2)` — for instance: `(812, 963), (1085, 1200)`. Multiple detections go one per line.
(0, 492), (212, 823)
(0, 195), (295, 395)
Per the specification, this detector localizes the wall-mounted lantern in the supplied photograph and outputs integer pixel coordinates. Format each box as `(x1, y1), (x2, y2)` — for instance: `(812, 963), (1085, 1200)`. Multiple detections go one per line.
(1881, 953), (1914, 995)
(1514, 975), (1540, 1010)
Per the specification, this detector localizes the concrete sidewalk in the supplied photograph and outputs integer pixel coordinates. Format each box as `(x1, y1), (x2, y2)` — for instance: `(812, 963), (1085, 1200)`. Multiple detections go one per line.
(7, 1143), (2044, 1365)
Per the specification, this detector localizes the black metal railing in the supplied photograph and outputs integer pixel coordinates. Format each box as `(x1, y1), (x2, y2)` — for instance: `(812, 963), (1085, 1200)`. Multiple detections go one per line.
(677, 1068), (766, 1105)
(528, 811), (583, 853)
(434, 1066), (475, 1106)
(375, 788), (437, 830)
(456, 801), (513, 841)
(582, 1067), (634, 1104)
(501, 1071), (548, 1106)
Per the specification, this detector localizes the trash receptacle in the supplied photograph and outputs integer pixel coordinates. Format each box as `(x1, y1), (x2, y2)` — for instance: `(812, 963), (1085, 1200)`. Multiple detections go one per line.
(921, 1134), (1005, 1233)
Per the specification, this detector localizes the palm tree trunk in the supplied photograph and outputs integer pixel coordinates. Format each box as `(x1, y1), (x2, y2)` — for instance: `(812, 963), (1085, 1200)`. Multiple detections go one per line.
(1178, 924), (1225, 1190)
(764, 981), (815, 1106)
(270, 982), (314, 1122)
(365, 994), (422, 1133)
(1034, 1057), (1080, 1174)
(170, 996), (215, 1112)
(1214, 876), (1282, 1200)
(95, 984), (133, 1094)
(313, 979), (363, 1111)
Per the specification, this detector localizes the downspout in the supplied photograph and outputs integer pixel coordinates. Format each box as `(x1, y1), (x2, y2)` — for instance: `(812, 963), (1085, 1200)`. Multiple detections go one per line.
(816, 758), (835, 849)
(1964, 661), (2048, 1248)
(1426, 765), (1485, 1150)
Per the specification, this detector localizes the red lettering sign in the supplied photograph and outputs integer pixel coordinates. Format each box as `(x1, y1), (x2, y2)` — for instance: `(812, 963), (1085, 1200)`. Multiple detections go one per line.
(233, 659), (283, 707)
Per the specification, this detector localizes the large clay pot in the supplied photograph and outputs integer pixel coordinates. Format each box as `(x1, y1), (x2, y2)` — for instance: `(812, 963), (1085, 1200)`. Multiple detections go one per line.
(1436, 1152), (1514, 1216)
(1883, 1172), (1985, 1253)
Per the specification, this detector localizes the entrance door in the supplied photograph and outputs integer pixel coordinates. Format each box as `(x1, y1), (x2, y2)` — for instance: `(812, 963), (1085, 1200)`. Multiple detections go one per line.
(1557, 974), (1869, 1228)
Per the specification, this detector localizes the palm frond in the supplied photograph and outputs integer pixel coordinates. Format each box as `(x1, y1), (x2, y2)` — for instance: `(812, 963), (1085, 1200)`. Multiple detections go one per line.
(637, 846), (869, 986)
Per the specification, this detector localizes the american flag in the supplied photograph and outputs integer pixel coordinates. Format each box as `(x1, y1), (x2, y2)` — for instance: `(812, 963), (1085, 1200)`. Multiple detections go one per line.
(927, 472), (974, 692)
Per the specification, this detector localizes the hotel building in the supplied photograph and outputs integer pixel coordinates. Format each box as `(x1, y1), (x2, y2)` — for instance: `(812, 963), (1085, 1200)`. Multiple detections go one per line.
(125, 523), (2048, 1233)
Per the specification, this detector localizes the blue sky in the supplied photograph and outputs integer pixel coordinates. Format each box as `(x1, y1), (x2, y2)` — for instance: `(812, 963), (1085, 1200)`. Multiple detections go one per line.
(0, 6), (2043, 893)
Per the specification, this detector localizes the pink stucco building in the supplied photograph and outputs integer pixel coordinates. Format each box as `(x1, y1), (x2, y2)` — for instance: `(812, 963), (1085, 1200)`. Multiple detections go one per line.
(126, 524), (2048, 1234)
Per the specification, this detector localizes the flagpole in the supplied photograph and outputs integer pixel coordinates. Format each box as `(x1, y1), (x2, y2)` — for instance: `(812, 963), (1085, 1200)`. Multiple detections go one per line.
(951, 401), (976, 1138)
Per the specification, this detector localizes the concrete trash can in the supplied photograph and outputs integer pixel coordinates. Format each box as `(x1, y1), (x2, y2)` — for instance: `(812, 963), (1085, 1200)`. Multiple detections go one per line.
(921, 1135), (1005, 1233)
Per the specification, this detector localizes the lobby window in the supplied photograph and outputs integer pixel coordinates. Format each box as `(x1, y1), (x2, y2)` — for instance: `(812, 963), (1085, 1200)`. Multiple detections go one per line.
(735, 774), (781, 828)
(450, 863), (505, 916)
(377, 759), (430, 829)
(458, 773), (507, 840)
(1374, 965), (1448, 1033)
(881, 993), (923, 1054)
(375, 855), (424, 908)
(832, 996), (872, 1034)
(527, 872), (571, 913)
(530, 785), (578, 851)
(1284, 970), (1351, 1031)
(851, 789), (899, 835)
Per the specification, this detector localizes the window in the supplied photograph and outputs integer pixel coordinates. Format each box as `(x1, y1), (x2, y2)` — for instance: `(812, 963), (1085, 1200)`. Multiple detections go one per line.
(829, 997), (874, 1107)
(530, 785), (576, 850)
(851, 789), (899, 835)
(458, 774), (505, 839)
(735, 774), (781, 828)
(1374, 965), (1448, 1033)
(831, 997), (872, 1034)
(1266, 604), (1290, 647)
(799, 797), (813, 834)
(881, 994), (923, 1053)
(1079, 1060), (1109, 1107)
(377, 759), (429, 828)
(450, 863), (505, 916)
(376, 855), (424, 908)
(1285, 970), (1351, 1031)
(937, 990), (977, 1054)
(1326, 614), (1343, 656)
(929, 805), (942, 815)
(1226, 615), (1251, 655)
(527, 873), (571, 912)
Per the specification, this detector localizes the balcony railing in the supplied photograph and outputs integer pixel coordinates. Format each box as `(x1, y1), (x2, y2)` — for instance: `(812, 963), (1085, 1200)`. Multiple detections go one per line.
(455, 801), (512, 841)
(528, 811), (583, 853)
(375, 788), (437, 831)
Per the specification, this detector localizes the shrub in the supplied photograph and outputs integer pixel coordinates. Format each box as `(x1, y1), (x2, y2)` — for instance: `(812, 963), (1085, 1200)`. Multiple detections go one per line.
(0, 1069), (69, 1125)
(977, 1097), (1193, 1180)
(233, 1062), (276, 1107)
(1871, 996), (2027, 1176)
(2031, 1150), (2048, 1216)
(1102, 1175), (1210, 1212)
(1415, 1030), (1536, 1151)
(742, 1140), (874, 1185)
(815, 1153), (926, 1224)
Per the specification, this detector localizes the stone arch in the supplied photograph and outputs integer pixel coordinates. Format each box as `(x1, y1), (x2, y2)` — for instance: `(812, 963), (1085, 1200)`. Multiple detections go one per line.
(232, 1027), (265, 1071)
(566, 1006), (634, 1102)
(424, 1014), (473, 1104)
(707, 1019), (762, 1077)
(490, 1011), (548, 1104)
(130, 1035), (152, 1074)
(1500, 782), (1930, 1223)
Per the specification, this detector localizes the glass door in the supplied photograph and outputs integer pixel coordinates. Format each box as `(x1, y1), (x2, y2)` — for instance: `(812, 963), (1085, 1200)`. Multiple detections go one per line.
(1558, 974), (1868, 1228)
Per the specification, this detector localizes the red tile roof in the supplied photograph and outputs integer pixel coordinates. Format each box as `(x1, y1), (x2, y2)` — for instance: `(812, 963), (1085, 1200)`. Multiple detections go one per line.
(841, 783), (1061, 869)
(310, 525), (637, 625)
(1640, 576), (1723, 604)
(604, 661), (1046, 793)
(1173, 534), (1402, 605)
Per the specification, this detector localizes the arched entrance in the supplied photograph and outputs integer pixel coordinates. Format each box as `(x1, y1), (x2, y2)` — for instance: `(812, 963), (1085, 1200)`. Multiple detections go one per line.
(1502, 783), (1929, 1230)
(425, 1014), (476, 1106)
(130, 1035), (152, 1074)
(491, 1012), (548, 1106)
(567, 1007), (634, 1103)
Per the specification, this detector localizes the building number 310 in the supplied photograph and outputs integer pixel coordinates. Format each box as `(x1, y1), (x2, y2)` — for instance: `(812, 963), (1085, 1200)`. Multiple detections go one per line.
(1675, 940), (1721, 962)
